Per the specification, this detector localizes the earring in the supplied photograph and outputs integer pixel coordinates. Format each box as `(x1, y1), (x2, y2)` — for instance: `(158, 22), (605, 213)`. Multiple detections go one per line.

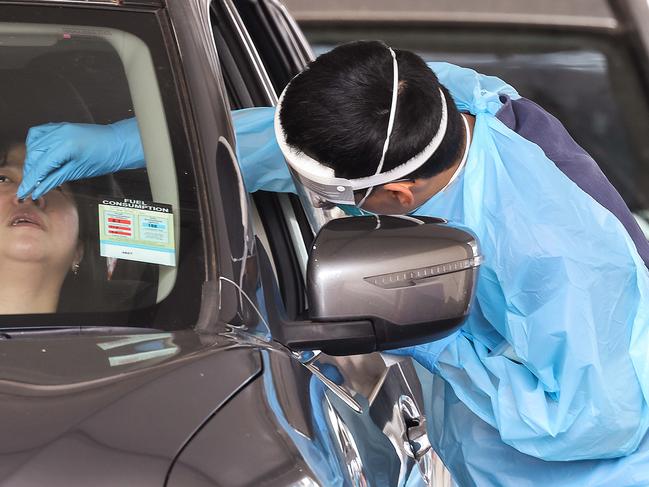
(72, 262), (80, 275)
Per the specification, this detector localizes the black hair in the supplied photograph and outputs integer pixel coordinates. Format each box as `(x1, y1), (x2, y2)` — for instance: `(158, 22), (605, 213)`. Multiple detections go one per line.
(0, 142), (8, 168)
(279, 40), (465, 180)
(0, 127), (25, 166)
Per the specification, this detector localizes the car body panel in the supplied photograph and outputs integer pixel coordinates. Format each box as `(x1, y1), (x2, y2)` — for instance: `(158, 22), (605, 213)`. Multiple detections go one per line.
(0, 329), (261, 486)
(169, 344), (437, 486)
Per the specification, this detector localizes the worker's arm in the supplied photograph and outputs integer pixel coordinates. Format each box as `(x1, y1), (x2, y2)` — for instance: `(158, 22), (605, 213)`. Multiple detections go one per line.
(18, 108), (294, 199)
(231, 107), (296, 193)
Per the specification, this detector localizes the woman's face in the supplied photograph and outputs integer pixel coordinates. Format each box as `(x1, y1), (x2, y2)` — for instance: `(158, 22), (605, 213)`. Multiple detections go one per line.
(0, 144), (81, 270)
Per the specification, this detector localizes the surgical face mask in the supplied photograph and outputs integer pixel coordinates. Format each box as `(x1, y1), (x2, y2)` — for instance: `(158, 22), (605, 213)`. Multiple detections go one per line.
(336, 204), (373, 216)
(337, 201), (425, 217)
(337, 200), (420, 218)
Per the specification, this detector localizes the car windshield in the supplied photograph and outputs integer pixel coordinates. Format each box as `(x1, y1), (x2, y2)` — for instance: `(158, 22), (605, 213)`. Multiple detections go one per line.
(0, 5), (204, 330)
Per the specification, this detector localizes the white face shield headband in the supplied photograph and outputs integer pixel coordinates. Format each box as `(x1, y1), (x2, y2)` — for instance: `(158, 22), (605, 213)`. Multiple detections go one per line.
(274, 47), (449, 207)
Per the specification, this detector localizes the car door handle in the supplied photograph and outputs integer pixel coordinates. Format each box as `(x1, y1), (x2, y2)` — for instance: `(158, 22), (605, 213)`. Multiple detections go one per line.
(399, 395), (431, 461)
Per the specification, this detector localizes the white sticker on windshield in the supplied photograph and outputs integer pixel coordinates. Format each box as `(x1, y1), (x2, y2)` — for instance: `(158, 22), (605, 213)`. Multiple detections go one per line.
(98, 198), (176, 267)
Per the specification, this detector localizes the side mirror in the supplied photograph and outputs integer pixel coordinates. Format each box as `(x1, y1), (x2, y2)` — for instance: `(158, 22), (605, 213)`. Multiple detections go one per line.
(274, 215), (481, 356)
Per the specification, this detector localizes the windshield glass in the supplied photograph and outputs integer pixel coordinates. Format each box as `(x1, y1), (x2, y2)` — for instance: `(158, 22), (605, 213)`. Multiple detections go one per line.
(0, 6), (204, 329)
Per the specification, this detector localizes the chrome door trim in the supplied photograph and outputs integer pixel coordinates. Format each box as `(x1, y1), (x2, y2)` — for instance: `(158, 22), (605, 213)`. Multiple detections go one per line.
(221, 0), (279, 104)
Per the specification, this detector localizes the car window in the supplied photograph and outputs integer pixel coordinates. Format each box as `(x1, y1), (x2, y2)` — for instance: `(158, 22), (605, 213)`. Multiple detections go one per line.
(0, 5), (204, 329)
(232, 0), (311, 92)
(305, 26), (649, 234)
(209, 0), (310, 320)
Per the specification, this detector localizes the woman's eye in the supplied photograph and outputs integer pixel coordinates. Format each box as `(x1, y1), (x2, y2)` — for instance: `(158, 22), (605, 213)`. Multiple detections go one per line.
(0, 175), (11, 184)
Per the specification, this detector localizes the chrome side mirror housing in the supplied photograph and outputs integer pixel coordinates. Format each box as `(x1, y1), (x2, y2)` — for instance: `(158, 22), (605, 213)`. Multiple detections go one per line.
(274, 215), (480, 355)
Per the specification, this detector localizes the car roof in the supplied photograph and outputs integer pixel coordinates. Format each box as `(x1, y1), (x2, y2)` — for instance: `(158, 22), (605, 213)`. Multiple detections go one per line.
(0, 0), (164, 7)
(281, 0), (616, 29)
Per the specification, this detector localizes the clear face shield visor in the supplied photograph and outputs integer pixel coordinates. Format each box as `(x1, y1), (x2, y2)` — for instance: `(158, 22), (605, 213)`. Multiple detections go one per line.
(273, 48), (449, 209)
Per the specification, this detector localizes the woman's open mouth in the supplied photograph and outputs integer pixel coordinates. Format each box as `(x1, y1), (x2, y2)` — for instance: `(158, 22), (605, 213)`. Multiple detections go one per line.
(8, 212), (44, 230)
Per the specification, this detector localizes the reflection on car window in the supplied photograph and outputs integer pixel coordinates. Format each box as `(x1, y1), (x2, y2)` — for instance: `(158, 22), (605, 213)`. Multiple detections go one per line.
(307, 29), (649, 233)
(0, 7), (204, 328)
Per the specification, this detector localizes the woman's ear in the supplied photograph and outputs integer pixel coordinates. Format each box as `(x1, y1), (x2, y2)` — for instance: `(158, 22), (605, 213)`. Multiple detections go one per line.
(382, 181), (416, 207)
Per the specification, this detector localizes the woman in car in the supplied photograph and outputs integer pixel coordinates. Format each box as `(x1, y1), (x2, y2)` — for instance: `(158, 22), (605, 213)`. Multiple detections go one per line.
(0, 140), (83, 314)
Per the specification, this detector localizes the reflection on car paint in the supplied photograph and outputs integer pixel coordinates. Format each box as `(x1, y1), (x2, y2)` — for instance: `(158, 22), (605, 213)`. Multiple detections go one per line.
(97, 333), (179, 367)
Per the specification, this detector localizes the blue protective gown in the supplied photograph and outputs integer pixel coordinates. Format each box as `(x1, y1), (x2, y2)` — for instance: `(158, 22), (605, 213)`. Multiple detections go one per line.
(233, 62), (649, 486)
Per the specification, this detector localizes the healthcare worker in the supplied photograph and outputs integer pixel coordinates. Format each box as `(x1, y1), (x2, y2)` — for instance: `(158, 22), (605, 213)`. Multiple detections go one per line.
(17, 41), (649, 486)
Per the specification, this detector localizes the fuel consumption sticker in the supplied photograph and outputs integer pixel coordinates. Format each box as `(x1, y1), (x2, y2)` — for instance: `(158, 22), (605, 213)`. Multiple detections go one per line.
(98, 198), (176, 267)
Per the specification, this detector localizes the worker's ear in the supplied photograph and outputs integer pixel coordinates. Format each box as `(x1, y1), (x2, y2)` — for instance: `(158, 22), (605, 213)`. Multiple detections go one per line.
(382, 181), (416, 207)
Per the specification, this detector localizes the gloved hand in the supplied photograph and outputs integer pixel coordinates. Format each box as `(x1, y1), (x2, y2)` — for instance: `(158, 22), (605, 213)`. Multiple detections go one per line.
(385, 330), (460, 372)
(18, 118), (145, 200)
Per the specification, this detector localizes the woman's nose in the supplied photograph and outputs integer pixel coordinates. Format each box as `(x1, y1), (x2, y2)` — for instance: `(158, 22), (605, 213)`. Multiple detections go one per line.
(14, 193), (46, 210)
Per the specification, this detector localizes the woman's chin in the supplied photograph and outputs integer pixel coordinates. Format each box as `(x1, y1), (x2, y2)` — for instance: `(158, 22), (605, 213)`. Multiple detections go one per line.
(2, 240), (52, 263)
(0, 230), (78, 277)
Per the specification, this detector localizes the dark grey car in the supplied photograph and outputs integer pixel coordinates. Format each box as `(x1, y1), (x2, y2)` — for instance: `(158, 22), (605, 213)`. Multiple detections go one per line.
(0, 1), (480, 485)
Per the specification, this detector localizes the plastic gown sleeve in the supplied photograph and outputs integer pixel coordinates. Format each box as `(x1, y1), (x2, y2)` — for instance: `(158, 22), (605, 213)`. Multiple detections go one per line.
(398, 62), (649, 462)
(386, 331), (461, 370)
(232, 107), (297, 193)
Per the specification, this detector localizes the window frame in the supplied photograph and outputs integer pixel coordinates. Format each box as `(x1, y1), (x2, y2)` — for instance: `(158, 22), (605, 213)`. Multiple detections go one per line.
(0, 3), (207, 330)
(210, 0), (308, 319)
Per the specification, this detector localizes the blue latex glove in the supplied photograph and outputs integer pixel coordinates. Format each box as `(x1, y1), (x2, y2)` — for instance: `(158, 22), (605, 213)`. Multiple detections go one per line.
(18, 118), (145, 200)
(385, 330), (461, 372)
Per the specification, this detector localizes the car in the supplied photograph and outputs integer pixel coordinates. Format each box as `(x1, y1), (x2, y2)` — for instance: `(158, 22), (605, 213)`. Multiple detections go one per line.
(0, 1), (478, 485)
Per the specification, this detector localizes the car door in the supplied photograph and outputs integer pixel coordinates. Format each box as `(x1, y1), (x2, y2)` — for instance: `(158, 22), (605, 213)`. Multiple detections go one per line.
(0, 2), (268, 486)
(209, 1), (450, 485)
